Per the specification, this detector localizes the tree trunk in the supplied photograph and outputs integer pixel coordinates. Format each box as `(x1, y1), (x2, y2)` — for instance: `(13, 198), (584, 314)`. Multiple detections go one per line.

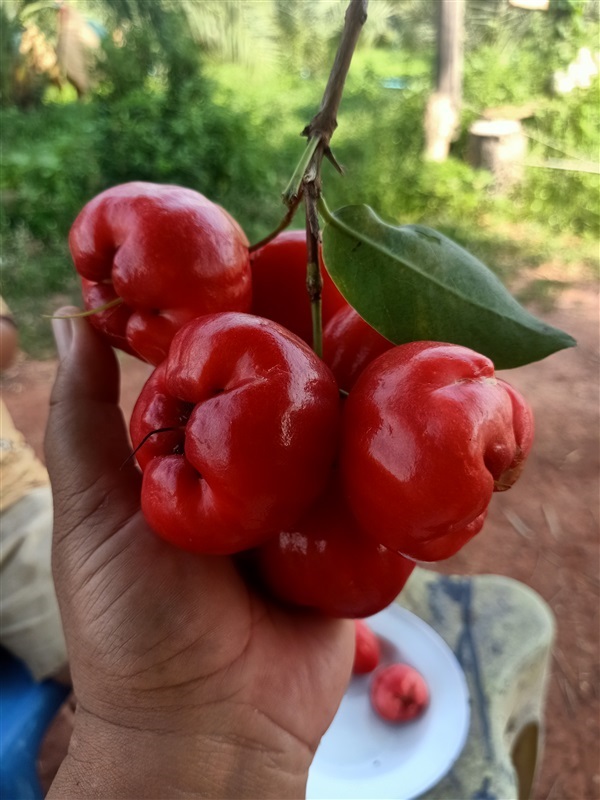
(424, 0), (465, 162)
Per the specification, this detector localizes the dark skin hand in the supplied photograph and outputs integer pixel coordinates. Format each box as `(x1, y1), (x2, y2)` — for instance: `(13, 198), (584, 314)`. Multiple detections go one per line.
(45, 309), (354, 799)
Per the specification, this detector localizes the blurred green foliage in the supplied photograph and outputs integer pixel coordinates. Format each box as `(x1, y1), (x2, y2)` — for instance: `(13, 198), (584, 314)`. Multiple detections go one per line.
(518, 80), (600, 236)
(1, 0), (598, 356)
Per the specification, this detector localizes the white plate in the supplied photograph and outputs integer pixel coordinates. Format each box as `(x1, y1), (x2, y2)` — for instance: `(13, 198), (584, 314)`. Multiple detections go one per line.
(307, 605), (470, 800)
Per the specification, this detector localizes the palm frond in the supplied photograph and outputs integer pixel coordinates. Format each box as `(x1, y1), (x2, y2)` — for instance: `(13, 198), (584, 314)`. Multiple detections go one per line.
(175, 0), (280, 67)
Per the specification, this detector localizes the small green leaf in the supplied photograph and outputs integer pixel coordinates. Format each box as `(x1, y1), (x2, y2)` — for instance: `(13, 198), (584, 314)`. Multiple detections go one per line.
(321, 204), (576, 369)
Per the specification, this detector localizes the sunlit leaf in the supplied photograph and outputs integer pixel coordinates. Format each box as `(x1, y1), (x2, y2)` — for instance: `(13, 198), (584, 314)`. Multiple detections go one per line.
(321, 203), (576, 368)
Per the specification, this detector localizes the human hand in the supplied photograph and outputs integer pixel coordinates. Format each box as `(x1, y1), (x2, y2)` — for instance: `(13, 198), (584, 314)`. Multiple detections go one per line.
(45, 309), (354, 799)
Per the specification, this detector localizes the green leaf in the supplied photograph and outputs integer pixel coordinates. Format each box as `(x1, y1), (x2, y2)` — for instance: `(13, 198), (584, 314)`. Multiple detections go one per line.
(321, 204), (576, 369)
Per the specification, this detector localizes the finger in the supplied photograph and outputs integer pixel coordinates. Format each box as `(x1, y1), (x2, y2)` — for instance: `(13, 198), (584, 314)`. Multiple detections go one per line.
(45, 308), (142, 542)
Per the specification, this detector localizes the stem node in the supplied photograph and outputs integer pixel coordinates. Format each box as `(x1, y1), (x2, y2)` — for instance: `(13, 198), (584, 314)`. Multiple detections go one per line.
(296, 0), (368, 356)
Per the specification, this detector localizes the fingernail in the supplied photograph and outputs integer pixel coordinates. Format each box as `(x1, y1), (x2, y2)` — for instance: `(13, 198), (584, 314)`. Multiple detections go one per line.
(52, 307), (78, 359)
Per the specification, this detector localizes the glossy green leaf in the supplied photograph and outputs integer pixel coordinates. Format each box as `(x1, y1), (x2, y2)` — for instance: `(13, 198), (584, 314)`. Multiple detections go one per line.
(321, 204), (576, 369)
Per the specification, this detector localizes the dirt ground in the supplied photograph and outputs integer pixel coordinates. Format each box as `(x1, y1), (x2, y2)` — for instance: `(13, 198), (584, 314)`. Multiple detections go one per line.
(2, 282), (598, 800)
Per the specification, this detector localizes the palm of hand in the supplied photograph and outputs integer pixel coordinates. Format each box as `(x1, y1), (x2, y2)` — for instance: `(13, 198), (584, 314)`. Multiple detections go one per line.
(61, 501), (353, 752)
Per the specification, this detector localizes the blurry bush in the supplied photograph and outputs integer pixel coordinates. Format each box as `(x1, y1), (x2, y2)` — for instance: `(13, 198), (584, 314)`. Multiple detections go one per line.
(518, 77), (600, 237)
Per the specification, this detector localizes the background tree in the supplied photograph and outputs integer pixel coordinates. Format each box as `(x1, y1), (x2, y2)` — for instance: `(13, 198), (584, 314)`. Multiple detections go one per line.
(424, 0), (465, 162)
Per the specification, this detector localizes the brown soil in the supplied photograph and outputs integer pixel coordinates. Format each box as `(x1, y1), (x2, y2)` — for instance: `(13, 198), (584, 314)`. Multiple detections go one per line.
(2, 284), (598, 800)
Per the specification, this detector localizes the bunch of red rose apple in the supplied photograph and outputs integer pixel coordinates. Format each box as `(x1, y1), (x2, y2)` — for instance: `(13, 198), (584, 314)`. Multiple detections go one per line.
(68, 182), (534, 619)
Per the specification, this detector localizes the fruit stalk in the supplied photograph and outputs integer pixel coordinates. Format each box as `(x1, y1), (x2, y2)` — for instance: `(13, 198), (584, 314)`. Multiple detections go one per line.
(283, 0), (368, 356)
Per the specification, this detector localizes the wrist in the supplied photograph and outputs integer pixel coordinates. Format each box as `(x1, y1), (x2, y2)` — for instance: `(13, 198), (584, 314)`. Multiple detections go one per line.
(48, 704), (311, 799)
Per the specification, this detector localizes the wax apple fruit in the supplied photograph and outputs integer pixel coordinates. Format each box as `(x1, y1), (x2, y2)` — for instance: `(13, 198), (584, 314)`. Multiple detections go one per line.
(341, 341), (534, 561)
(370, 664), (429, 723)
(253, 480), (415, 618)
(70, 182), (252, 364)
(323, 305), (393, 392)
(130, 313), (340, 555)
(353, 620), (381, 675)
(250, 229), (348, 345)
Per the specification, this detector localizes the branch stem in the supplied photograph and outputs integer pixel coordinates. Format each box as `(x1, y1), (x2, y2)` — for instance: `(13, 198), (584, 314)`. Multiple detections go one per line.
(306, 182), (323, 357)
(248, 195), (302, 253)
(46, 298), (123, 319)
(292, 0), (368, 355)
(282, 137), (319, 208)
(302, 0), (368, 147)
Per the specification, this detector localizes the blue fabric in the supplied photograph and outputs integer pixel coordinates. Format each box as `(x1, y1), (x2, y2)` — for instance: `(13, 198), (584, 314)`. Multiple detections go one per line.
(0, 648), (69, 800)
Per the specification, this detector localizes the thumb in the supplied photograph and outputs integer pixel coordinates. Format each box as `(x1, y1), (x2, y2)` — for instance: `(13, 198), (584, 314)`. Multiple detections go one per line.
(45, 308), (142, 546)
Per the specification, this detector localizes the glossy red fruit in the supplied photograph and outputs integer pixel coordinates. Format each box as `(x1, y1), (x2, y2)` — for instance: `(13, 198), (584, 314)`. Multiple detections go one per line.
(250, 229), (348, 345)
(70, 182), (252, 365)
(130, 313), (340, 555)
(253, 480), (415, 618)
(341, 341), (534, 561)
(353, 620), (381, 675)
(370, 663), (429, 723)
(323, 305), (394, 392)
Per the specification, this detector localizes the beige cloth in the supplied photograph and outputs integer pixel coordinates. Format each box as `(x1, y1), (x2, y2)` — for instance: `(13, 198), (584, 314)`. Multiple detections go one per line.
(1, 485), (67, 680)
(0, 294), (67, 680)
(1, 294), (48, 510)
(1, 398), (49, 512)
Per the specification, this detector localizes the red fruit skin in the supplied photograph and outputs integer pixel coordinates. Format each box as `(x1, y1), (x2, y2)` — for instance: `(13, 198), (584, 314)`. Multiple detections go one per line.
(323, 305), (394, 393)
(341, 341), (534, 561)
(370, 664), (429, 723)
(250, 230), (348, 345)
(130, 313), (340, 555)
(494, 378), (535, 490)
(70, 182), (252, 365)
(353, 620), (381, 675)
(253, 480), (415, 618)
